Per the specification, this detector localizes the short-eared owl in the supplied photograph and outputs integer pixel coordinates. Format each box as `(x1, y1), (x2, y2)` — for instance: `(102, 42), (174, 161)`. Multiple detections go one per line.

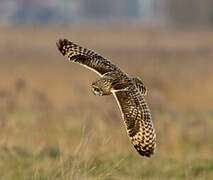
(56, 39), (156, 157)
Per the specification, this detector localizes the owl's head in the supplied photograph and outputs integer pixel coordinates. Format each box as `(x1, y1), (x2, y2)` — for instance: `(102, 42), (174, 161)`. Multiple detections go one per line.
(91, 74), (116, 96)
(91, 85), (104, 96)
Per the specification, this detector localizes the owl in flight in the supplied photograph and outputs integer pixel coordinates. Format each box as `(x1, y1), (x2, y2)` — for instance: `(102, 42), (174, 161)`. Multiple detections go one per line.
(56, 39), (156, 157)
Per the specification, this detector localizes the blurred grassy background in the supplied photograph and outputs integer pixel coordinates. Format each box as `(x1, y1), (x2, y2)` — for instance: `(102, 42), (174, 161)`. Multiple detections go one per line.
(0, 25), (213, 179)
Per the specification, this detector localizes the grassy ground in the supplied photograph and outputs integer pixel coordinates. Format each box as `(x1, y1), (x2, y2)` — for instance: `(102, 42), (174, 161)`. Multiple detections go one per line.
(0, 25), (213, 179)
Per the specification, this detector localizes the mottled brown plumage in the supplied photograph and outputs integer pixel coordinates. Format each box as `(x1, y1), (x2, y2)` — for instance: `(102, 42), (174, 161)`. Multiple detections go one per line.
(56, 39), (156, 157)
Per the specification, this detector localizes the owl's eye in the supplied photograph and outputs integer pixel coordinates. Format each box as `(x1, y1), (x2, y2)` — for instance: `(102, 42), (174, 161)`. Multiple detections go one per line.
(92, 86), (103, 96)
(94, 87), (100, 92)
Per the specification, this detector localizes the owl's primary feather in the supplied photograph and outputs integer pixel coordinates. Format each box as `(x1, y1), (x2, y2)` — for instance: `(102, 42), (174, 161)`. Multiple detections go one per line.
(113, 86), (155, 157)
(56, 39), (156, 157)
(56, 39), (122, 76)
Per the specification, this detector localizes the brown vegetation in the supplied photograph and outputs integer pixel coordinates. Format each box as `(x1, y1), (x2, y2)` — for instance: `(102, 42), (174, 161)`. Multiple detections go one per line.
(0, 25), (212, 179)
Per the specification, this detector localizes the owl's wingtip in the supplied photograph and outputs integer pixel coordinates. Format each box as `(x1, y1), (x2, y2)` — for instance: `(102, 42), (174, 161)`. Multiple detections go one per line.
(133, 140), (156, 158)
(138, 149), (154, 158)
(56, 38), (70, 56)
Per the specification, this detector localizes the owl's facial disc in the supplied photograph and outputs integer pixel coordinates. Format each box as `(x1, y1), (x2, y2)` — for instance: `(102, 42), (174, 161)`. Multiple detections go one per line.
(92, 85), (103, 96)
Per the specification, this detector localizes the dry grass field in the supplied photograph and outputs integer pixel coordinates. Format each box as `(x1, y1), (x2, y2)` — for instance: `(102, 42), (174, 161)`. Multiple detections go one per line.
(0, 25), (213, 179)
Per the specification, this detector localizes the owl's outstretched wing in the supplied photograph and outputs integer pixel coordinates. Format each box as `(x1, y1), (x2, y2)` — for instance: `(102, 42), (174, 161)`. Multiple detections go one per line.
(56, 39), (120, 76)
(57, 39), (156, 157)
(132, 77), (147, 96)
(113, 85), (156, 157)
